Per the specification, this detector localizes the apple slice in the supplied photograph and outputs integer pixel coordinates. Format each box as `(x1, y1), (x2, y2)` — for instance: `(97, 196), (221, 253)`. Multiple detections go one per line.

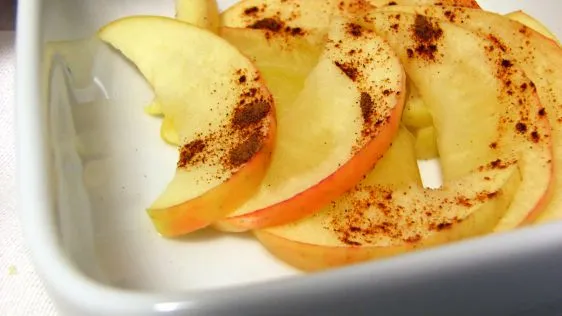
(402, 79), (433, 130)
(374, 6), (562, 227)
(220, 0), (478, 33)
(257, 133), (520, 272)
(176, 0), (220, 33)
(98, 16), (276, 237)
(362, 11), (554, 231)
(402, 79), (438, 159)
(214, 20), (406, 231)
(505, 10), (559, 44)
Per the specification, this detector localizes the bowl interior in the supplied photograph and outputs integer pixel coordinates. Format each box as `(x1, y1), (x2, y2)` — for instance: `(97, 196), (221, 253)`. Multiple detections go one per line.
(41, 0), (562, 292)
(44, 0), (300, 291)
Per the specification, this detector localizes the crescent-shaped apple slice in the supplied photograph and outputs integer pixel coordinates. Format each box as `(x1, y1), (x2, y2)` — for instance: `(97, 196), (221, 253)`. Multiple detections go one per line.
(360, 11), (554, 231)
(374, 6), (562, 227)
(256, 128), (520, 272)
(98, 16), (276, 237)
(214, 19), (406, 231)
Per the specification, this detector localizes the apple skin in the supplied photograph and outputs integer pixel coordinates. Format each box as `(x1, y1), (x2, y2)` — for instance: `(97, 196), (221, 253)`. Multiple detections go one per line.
(254, 231), (380, 271)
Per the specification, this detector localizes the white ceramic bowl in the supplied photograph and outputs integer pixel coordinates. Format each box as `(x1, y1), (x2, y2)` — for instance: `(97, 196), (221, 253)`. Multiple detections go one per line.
(16, 0), (562, 315)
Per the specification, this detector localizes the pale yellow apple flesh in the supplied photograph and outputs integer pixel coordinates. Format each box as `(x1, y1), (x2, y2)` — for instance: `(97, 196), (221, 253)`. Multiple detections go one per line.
(415, 126), (438, 160)
(402, 79), (438, 159)
(160, 115), (179, 146)
(402, 80), (432, 130)
(506, 10), (559, 44)
(176, 0), (220, 33)
(257, 132), (520, 272)
(143, 0), (220, 121)
(363, 11), (555, 232)
(98, 16), (276, 237)
(214, 20), (406, 231)
(220, 27), (324, 113)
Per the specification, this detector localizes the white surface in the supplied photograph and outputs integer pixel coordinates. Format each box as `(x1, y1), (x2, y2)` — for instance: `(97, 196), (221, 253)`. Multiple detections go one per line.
(9, 0), (562, 315)
(0, 32), (57, 316)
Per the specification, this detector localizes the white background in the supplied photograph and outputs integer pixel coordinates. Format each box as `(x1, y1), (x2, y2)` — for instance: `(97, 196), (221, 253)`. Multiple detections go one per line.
(0, 32), (58, 315)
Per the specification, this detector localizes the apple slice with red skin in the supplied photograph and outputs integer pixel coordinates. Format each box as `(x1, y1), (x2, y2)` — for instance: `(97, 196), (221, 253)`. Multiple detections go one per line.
(98, 16), (276, 237)
(214, 20), (406, 231)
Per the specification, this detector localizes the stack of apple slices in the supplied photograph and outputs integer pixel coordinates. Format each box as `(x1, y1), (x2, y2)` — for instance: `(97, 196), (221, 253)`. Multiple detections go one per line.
(98, 16), (277, 236)
(99, 4), (408, 238)
(374, 4), (562, 228)
(97, 0), (561, 272)
(215, 19), (406, 231)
